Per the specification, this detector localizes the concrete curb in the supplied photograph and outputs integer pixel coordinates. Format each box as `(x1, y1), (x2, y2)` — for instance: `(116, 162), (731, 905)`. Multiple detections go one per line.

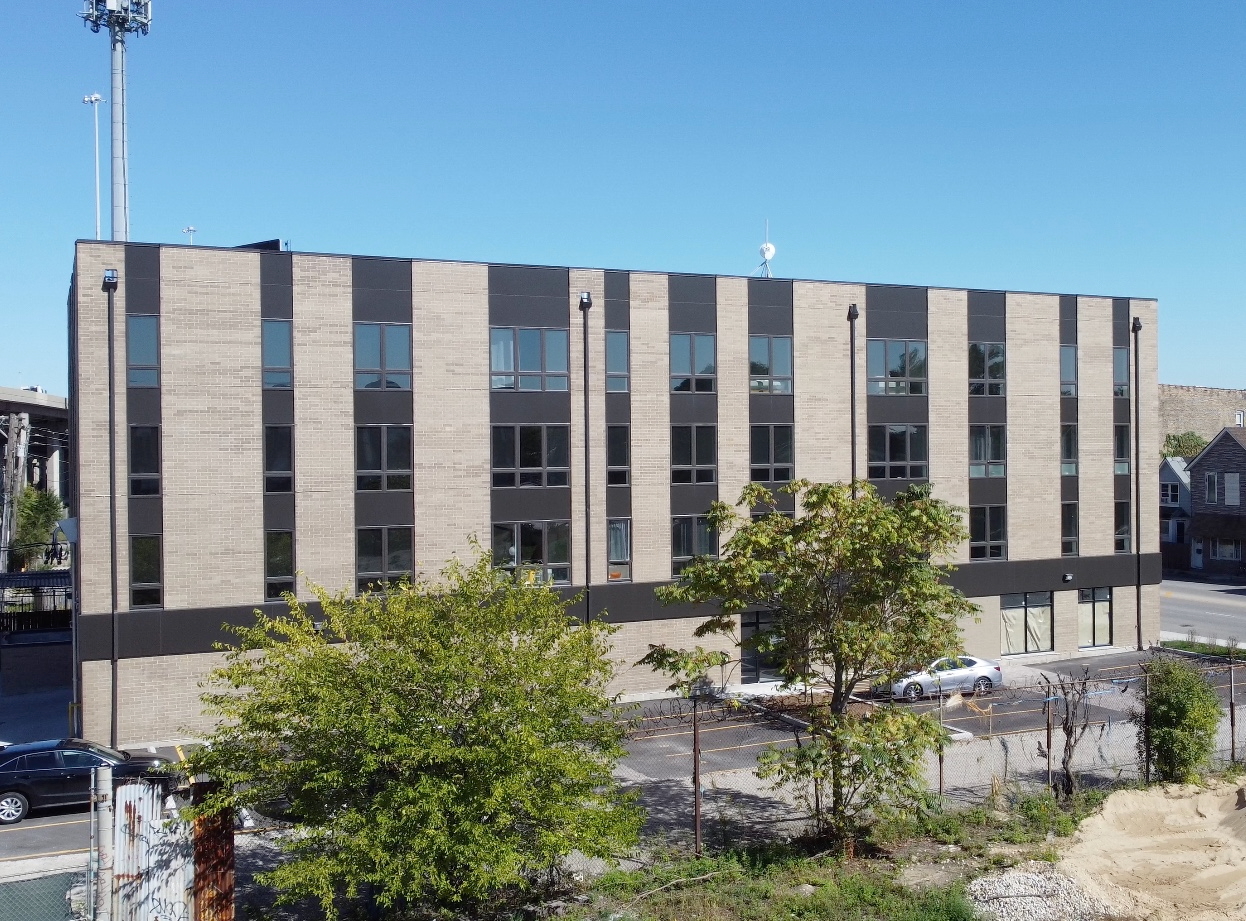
(0, 852), (88, 883)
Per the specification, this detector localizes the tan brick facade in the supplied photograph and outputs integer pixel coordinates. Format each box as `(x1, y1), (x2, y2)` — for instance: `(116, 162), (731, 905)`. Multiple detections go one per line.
(716, 278), (750, 518)
(1077, 297), (1116, 557)
(82, 652), (227, 746)
(628, 273), (672, 583)
(927, 288), (970, 560)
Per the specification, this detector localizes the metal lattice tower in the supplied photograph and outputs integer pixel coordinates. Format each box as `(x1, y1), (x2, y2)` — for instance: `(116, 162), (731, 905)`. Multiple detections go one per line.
(79, 1), (152, 243)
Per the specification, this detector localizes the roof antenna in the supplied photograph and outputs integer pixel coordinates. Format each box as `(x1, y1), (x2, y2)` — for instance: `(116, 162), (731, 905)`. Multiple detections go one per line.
(754, 220), (775, 278)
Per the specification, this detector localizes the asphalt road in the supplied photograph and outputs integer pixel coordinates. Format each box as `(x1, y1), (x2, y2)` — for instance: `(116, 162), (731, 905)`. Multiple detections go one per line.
(1161, 576), (1246, 644)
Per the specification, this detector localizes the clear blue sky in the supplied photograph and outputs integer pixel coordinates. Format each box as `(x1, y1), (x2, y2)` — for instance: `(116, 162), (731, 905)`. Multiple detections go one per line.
(3, 2), (1243, 394)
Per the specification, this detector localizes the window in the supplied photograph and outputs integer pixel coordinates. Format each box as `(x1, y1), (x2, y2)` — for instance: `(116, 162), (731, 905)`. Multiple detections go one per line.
(969, 506), (1006, 559)
(672, 515), (716, 577)
(672, 425), (716, 484)
(607, 519), (631, 582)
(489, 327), (568, 392)
(1061, 502), (1079, 556)
(261, 319), (293, 388)
(1114, 425), (1130, 474)
(357, 527), (413, 592)
(867, 424), (928, 479)
(264, 425), (293, 493)
(1206, 473), (1219, 504)
(969, 425), (1006, 478)
(1060, 345), (1077, 397)
(607, 425), (629, 485)
(749, 335), (793, 393)
(968, 342), (1005, 396)
(1001, 591), (1053, 655)
(606, 330), (629, 392)
(1061, 424), (1078, 476)
(355, 323), (413, 390)
(265, 531), (294, 600)
(1212, 539), (1243, 562)
(130, 534), (162, 608)
(867, 339), (927, 395)
(129, 425), (160, 496)
(357, 426), (413, 491)
(670, 333), (716, 392)
(1237, 411), (1245, 428)
(1113, 347), (1130, 398)
(491, 425), (569, 488)
(750, 425), (793, 482)
(61, 751), (106, 769)
(126, 315), (159, 387)
(1228, 473), (1241, 507)
(492, 521), (570, 583)
(1078, 587), (1112, 648)
(1115, 501), (1131, 553)
(1160, 483), (1180, 504)
(741, 612), (781, 683)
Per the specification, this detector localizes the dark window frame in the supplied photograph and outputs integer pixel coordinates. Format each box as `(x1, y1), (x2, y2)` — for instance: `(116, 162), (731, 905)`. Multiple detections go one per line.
(671, 424), (717, 484)
(264, 425), (293, 493)
(1078, 587), (1112, 648)
(490, 326), (570, 392)
(1212, 538), (1243, 561)
(607, 425), (630, 486)
(1114, 500), (1131, 553)
(749, 335), (793, 394)
(867, 424), (928, 480)
(354, 322), (413, 391)
(261, 319), (294, 389)
(1160, 482), (1180, 505)
(1060, 345), (1077, 397)
(1114, 425), (1131, 475)
(356, 425), (413, 492)
(1061, 424), (1078, 476)
(1001, 591), (1054, 655)
(968, 341), (1005, 396)
(356, 526), (414, 593)
(128, 425), (160, 496)
(1113, 347), (1130, 398)
(265, 530), (295, 600)
(606, 518), (631, 583)
(126, 314), (160, 388)
(669, 332), (717, 393)
(866, 338), (927, 396)
(969, 505), (1007, 560)
(750, 424), (794, 483)
(605, 330), (630, 392)
(491, 520), (571, 584)
(130, 534), (162, 608)
(491, 424), (570, 488)
(969, 424), (1006, 478)
(1207, 472), (1219, 504)
(1061, 502), (1079, 557)
(672, 515), (717, 577)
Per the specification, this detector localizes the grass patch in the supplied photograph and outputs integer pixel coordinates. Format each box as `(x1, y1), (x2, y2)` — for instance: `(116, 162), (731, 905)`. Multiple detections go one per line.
(1162, 639), (1242, 658)
(575, 850), (976, 921)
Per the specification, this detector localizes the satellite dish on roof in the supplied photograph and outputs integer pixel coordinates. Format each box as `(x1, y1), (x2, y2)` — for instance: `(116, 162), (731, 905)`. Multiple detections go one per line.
(754, 222), (775, 278)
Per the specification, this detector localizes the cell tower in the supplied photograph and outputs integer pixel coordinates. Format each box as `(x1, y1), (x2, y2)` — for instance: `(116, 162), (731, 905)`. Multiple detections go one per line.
(754, 220), (775, 278)
(79, 1), (152, 242)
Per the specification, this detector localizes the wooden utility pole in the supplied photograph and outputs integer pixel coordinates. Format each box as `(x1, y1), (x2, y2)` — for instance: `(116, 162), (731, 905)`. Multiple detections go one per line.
(0, 412), (31, 572)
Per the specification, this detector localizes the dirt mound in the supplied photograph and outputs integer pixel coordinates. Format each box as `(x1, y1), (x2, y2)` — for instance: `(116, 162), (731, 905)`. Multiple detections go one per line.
(1060, 781), (1246, 920)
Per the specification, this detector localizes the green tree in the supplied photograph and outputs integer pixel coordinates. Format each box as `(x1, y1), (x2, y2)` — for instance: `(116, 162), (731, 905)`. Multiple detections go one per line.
(643, 481), (977, 842)
(1162, 431), (1208, 459)
(186, 552), (642, 916)
(1136, 657), (1222, 783)
(12, 488), (66, 570)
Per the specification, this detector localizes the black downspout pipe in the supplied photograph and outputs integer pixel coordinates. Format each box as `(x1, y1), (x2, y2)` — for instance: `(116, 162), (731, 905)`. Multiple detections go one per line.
(847, 304), (859, 496)
(104, 269), (120, 748)
(579, 291), (593, 625)
(1132, 316), (1144, 651)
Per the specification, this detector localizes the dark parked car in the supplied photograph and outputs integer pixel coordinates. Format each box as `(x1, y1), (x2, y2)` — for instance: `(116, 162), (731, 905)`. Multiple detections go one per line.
(0, 739), (171, 824)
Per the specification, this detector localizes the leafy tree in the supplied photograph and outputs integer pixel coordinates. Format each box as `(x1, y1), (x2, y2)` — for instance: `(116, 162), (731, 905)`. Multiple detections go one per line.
(185, 552), (642, 917)
(642, 481), (977, 842)
(1135, 656), (1222, 783)
(12, 488), (66, 571)
(1162, 431), (1208, 459)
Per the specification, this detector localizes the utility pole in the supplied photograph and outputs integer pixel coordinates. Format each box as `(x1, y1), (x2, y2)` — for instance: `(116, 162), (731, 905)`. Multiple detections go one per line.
(0, 413), (31, 572)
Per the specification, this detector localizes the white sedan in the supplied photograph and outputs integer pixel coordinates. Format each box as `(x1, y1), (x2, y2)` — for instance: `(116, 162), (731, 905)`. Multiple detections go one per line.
(885, 656), (1003, 701)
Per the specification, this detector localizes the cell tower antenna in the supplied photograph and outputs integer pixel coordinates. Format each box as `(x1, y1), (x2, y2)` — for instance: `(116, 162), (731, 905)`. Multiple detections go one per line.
(79, 1), (152, 243)
(754, 220), (775, 278)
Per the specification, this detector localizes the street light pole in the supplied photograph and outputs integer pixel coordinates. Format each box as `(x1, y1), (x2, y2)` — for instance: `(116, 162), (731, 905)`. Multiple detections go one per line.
(1132, 316), (1143, 651)
(83, 94), (104, 240)
(847, 303), (860, 496)
(579, 291), (593, 625)
(103, 268), (120, 748)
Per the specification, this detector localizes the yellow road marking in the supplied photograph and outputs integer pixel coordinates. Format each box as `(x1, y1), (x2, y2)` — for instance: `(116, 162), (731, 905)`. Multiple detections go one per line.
(0, 847), (89, 861)
(0, 818), (89, 834)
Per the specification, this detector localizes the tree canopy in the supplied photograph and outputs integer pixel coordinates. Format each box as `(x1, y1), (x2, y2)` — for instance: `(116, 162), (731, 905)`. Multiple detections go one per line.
(12, 487), (65, 571)
(186, 552), (641, 916)
(1162, 431), (1208, 459)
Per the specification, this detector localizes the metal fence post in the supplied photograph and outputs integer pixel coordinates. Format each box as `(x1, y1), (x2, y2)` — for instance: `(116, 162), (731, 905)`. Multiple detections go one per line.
(1045, 701), (1053, 793)
(94, 765), (113, 921)
(1231, 654), (1238, 764)
(1143, 672), (1152, 784)
(692, 695), (703, 857)
(938, 746), (945, 798)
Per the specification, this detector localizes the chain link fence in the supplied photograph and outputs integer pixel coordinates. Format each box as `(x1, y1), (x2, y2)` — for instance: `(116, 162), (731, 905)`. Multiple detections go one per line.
(0, 871), (87, 921)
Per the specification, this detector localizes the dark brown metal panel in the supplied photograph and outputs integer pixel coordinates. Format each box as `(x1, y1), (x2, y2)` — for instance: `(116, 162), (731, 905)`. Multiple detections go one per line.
(671, 484), (718, 515)
(605, 486), (632, 518)
(669, 393), (718, 423)
(354, 390), (414, 425)
(490, 487), (572, 522)
(355, 491), (415, 527)
(261, 389), (295, 425)
(126, 388), (162, 425)
(968, 397), (1007, 424)
(605, 392), (631, 424)
(866, 395), (929, 423)
(490, 391), (572, 424)
(749, 394), (794, 423)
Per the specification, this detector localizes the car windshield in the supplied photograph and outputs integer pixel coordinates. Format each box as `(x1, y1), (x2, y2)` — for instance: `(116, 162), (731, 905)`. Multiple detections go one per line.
(78, 741), (130, 762)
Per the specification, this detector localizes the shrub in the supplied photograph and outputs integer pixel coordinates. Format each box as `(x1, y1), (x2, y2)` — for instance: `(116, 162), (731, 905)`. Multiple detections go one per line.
(1137, 657), (1222, 783)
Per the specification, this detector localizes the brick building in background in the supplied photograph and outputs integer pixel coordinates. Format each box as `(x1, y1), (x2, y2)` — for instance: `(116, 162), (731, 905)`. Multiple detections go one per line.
(69, 240), (1162, 744)
(1160, 384), (1246, 442)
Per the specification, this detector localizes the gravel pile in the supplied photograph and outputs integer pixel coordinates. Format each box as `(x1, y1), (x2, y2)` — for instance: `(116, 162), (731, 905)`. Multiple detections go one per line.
(967, 862), (1115, 921)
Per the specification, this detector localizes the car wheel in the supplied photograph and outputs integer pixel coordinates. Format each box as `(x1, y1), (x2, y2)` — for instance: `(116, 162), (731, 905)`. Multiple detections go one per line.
(903, 682), (923, 701)
(973, 677), (993, 695)
(0, 792), (29, 825)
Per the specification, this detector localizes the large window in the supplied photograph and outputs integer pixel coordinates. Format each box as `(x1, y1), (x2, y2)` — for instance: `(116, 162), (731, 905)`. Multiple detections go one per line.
(670, 333), (716, 392)
(1115, 501), (1131, 553)
(355, 323), (412, 390)
(749, 335), (793, 394)
(1061, 424), (1078, 476)
(1078, 587), (1112, 648)
(607, 425), (629, 485)
(969, 506), (1006, 560)
(867, 339), (927, 396)
(490, 327), (569, 392)
(1114, 425), (1130, 475)
(672, 515), (716, 577)
(1001, 591), (1053, 655)
(265, 531), (294, 600)
(261, 319), (293, 389)
(1212, 539), (1243, 561)
(130, 535), (162, 608)
(1160, 483), (1180, 505)
(867, 424), (928, 479)
(357, 527), (413, 593)
(1228, 473), (1241, 507)
(607, 519), (631, 582)
(969, 425), (1006, 478)
(750, 425), (793, 483)
(1207, 473), (1219, 504)
(492, 521), (570, 583)
(491, 425), (569, 488)
(129, 425), (160, 496)
(1113, 347), (1130, 398)
(606, 330), (629, 392)
(1060, 345), (1077, 397)
(672, 425), (716, 484)
(357, 426), (413, 491)
(126, 315), (159, 388)
(741, 612), (781, 683)
(968, 342), (1005, 396)
(1062, 503), (1079, 556)
(265, 425), (293, 493)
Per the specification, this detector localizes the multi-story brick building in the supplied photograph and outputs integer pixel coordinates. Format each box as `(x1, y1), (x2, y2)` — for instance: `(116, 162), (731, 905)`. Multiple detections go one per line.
(68, 240), (1162, 744)
(1159, 384), (1246, 443)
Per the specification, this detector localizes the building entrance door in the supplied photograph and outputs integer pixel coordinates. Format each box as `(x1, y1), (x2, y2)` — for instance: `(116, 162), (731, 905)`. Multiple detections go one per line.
(1192, 538), (1204, 569)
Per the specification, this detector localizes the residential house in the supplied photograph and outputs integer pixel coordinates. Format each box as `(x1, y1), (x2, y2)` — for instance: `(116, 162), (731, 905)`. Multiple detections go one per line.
(1159, 455), (1190, 569)
(1187, 428), (1246, 573)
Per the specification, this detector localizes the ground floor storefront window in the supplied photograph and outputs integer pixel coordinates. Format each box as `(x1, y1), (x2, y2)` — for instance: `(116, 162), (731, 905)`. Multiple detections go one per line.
(1001, 592), (1053, 655)
(1078, 587), (1112, 648)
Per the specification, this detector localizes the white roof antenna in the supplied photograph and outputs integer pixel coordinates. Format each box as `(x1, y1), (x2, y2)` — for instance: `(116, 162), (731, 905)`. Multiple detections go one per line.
(754, 220), (775, 278)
